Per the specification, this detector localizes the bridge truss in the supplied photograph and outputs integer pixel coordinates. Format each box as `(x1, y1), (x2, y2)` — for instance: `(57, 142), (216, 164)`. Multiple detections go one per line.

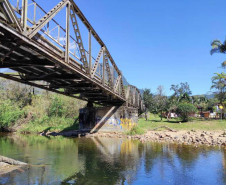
(0, 0), (144, 112)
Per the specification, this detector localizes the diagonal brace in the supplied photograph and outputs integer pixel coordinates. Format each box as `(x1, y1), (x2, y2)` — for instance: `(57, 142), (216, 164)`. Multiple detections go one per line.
(114, 75), (121, 92)
(91, 47), (104, 78)
(27, 0), (69, 39)
(1, 0), (23, 32)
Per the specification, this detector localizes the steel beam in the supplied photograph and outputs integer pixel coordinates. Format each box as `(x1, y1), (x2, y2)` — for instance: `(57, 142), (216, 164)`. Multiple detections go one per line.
(70, 4), (89, 73)
(27, 0), (69, 39)
(114, 75), (121, 92)
(1, 0), (23, 32)
(21, 0), (28, 33)
(89, 30), (92, 74)
(91, 47), (104, 78)
(65, 3), (70, 63)
(102, 47), (105, 85)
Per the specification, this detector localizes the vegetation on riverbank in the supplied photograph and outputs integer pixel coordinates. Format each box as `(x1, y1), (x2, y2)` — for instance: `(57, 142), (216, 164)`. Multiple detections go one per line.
(138, 114), (226, 132)
(0, 77), (86, 133)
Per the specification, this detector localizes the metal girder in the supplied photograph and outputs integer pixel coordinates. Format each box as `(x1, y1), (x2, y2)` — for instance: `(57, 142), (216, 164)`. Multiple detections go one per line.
(0, 64), (54, 68)
(65, 3), (70, 63)
(102, 47), (105, 85)
(114, 75), (121, 92)
(21, 0), (28, 32)
(88, 30), (92, 74)
(0, 0), (23, 32)
(70, 4), (89, 73)
(69, 0), (122, 77)
(91, 47), (104, 78)
(125, 86), (130, 100)
(0, 72), (88, 101)
(0, 44), (18, 61)
(119, 76), (125, 98)
(27, 0), (69, 38)
(104, 52), (113, 88)
(21, 74), (82, 81)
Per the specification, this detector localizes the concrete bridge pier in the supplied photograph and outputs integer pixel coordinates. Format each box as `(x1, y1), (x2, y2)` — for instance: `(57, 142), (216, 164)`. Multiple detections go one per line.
(79, 106), (138, 133)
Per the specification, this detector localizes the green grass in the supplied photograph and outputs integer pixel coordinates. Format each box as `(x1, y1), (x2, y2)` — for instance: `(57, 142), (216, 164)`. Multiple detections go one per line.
(138, 114), (226, 132)
(19, 117), (79, 134)
(127, 126), (146, 135)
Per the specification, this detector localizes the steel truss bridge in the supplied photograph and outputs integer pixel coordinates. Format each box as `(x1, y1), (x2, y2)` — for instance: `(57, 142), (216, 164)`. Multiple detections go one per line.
(0, 0), (144, 112)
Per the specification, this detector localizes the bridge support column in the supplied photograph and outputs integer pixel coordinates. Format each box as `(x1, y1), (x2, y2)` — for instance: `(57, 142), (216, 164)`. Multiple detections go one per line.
(79, 106), (138, 133)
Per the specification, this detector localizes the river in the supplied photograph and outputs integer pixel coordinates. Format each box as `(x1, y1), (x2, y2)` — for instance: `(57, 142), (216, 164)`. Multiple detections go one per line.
(0, 133), (226, 185)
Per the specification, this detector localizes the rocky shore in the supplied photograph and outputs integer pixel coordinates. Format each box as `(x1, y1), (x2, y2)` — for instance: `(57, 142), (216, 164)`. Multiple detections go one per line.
(39, 129), (226, 147)
(85, 130), (226, 147)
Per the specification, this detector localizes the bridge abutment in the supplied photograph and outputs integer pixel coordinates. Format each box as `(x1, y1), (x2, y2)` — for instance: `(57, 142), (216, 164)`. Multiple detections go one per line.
(79, 106), (138, 133)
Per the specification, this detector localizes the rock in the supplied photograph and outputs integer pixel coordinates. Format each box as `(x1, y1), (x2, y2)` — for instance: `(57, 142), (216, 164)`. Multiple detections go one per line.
(183, 135), (188, 139)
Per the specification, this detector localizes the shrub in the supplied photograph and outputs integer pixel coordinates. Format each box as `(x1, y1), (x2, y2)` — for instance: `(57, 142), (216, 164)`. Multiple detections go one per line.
(48, 95), (65, 117)
(0, 100), (24, 128)
(176, 103), (197, 122)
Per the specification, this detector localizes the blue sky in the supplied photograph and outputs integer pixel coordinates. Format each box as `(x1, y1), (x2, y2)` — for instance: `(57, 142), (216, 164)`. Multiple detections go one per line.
(6, 0), (226, 96)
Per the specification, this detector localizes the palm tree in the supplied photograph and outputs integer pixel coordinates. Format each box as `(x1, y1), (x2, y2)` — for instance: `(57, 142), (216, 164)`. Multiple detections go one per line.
(211, 40), (226, 67)
(211, 72), (226, 104)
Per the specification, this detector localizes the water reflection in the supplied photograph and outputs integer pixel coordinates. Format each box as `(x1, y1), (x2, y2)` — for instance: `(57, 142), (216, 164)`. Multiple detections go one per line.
(0, 133), (226, 185)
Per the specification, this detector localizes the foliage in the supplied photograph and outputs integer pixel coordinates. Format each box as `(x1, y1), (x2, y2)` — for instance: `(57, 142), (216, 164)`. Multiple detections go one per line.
(170, 82), (192, 100)
(142, 88), (155, 120)
(0, 100), (24, 128)
(48, 95), (65, 117)
(0, 77), (86, 133)
(211, 39), (226, 55)
(211, 72), (226, 104)
(154, 86), (168, 120)
(127, 126), (146, 135)
(0, 78), (33, 108)
(176, 103), (197, 122)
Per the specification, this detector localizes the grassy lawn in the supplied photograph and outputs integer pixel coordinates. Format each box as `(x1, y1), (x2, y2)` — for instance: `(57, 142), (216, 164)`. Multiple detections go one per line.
(138, 114), (226, 132)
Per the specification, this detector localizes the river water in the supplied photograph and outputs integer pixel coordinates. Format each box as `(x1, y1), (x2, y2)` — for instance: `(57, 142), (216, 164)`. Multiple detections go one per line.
(0, 133), (226, 185)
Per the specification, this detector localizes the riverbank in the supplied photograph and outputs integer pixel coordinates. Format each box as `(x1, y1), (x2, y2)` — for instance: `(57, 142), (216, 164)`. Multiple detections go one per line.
(36, 128), (226, 147)
(84, 130), (226, 147)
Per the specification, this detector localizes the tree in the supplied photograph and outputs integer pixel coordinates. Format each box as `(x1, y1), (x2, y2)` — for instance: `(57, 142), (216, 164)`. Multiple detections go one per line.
(154, 86), (167, 120)
(211, 40), (226, 68)
(211, 72), (226, 104)
(142, 88), (154, 121)
(176, 103), (197, 122)
(170, 82), (192, 103)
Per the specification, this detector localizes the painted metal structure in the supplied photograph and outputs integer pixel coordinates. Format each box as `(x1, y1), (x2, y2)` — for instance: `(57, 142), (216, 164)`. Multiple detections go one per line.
(0, 0), (144, 112)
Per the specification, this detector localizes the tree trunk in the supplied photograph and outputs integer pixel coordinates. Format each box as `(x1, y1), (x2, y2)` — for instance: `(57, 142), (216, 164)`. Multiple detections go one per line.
(0, 155), (27, 165)
(145, 110), (148, 121)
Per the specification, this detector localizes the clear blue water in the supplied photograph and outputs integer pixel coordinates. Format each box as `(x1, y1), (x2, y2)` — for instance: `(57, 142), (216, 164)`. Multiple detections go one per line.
(0, 133), (226, 185)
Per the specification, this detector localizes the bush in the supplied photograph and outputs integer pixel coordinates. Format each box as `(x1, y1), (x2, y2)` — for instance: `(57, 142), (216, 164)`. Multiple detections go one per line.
(176, 103), (197, 122)
(0, 100), (24, 128)
(48, 95), (65, 117)
(127, 126), (146, 135)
